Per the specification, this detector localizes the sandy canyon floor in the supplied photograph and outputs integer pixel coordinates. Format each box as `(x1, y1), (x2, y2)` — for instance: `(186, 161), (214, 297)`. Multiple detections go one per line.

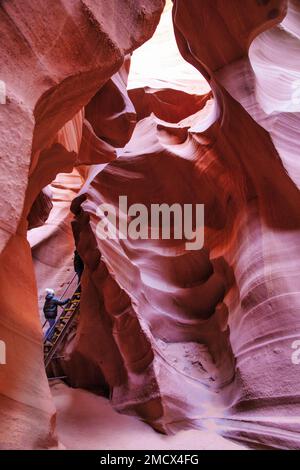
(52, 382), (245, 450)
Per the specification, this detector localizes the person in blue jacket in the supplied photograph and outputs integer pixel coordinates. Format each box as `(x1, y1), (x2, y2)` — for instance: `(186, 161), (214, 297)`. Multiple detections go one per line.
(43, 288), (70, 336)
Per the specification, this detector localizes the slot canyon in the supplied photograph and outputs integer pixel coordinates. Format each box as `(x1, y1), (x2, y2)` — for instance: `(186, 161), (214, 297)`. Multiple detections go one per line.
(0, 0), (300, 451)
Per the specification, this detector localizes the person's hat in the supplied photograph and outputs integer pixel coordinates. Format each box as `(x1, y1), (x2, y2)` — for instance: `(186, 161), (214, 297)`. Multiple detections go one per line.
(45, 288), (55, 295)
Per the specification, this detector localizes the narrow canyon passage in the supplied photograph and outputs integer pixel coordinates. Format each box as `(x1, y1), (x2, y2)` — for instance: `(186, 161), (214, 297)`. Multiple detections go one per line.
(0, 0), (300, 451)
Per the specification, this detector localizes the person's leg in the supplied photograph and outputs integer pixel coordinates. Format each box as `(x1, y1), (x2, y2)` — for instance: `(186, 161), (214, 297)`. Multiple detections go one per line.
(45, 318), (55, 338)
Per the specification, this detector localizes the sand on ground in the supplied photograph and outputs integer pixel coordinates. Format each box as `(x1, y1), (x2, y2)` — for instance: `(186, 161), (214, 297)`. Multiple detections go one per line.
(52, 382), (245, 450)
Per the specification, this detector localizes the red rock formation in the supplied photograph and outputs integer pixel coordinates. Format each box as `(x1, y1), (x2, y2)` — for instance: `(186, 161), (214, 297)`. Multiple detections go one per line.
(69, 119), (236, 430)
(65, 0), (300, 448)
(28, 187), (53, 230)
(171, 0), (300, 448)
(1, 0), (300, 451)
(0, 0), (165, 449)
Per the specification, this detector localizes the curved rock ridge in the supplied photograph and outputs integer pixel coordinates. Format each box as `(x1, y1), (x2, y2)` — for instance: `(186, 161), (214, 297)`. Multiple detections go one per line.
(0, 0), (165, 449)
(129, 87), (213, 124)
(171, 0), (300, 449)
(70, 198), (164, 427)
(0, 0), (164, 252)
(28, 187), (53, 230)
(67, 107), (238, 431)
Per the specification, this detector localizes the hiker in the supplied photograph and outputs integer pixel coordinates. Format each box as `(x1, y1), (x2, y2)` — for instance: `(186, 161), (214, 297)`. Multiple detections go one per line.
(43, 288), (70, 337)
(73, 250), (84, 283)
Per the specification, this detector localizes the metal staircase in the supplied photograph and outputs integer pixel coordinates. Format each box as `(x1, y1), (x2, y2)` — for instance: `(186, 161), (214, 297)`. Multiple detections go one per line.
(43, 285), (81, 369)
